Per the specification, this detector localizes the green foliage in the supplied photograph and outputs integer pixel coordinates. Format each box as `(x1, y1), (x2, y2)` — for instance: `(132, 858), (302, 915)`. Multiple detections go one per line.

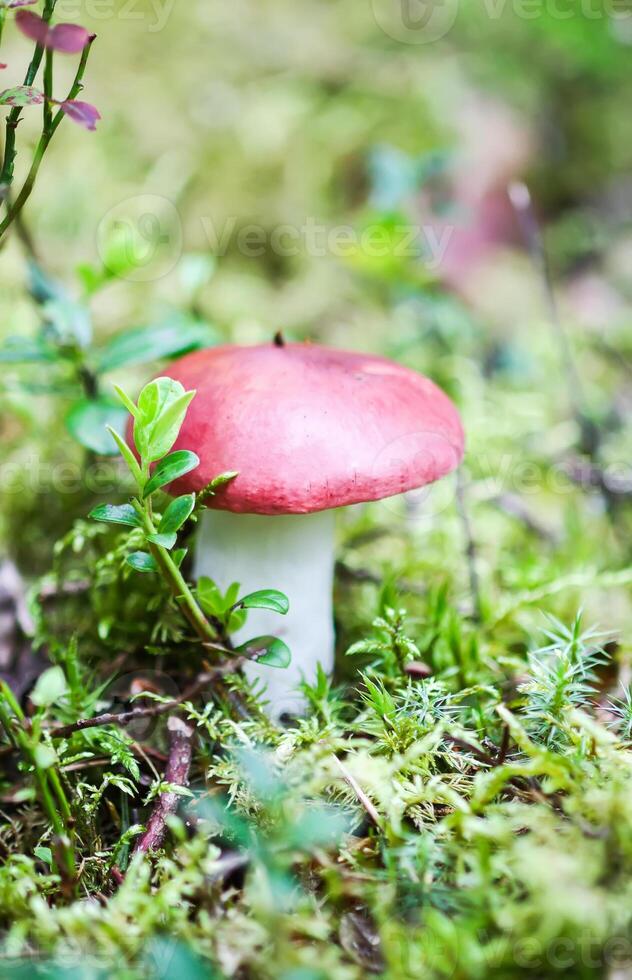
(0, 2), (631, 975)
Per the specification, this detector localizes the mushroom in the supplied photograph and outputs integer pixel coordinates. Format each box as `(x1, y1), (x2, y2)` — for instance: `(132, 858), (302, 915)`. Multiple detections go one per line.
(161, 341), (464, 716)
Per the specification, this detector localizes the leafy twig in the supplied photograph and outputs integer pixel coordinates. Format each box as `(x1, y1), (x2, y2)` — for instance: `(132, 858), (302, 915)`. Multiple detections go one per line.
(0, 34), (96, 239)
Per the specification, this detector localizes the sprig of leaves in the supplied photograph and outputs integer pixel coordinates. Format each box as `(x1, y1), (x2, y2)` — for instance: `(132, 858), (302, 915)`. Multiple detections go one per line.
(88, 379), (291, 671)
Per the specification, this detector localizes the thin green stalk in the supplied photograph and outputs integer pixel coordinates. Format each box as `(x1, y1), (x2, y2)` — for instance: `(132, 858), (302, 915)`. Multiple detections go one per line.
(43, 47), (54, 132)
(0, 683), (75, 879)
(135, 502), (216, 644)
(0, 0), (57, 192)
(0, 31), (94, 240)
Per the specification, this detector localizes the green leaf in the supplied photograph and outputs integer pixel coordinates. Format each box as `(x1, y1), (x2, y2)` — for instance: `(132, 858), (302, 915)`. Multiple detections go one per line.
(235, 589), (289, 615)
(30, 666), (67, 707)
(172, 548), (187, 568)
(95, 315), (218, 374)
(27, 259), (68, 305)
(238, 636), (291, 669)
(159, 494), (195, 534)
(134, 377), (195, 462)
(0, 85), (44, 107)
(197, 577), (224, 617)
(143, 450), (199, 498)
(107, 426), (143, 486)
(198, 470), (239, 504)
(145, 390), (196, 462)
(34, 846), (53, 867)
(66, 398), (128, 455)
(147, 532), (177, 550)
(0, 336), (57, 363)
(43, 298), (92, 349)
(143, 939), (216, 980)
(113, 384), (139, 419)
(89, 503), (141, 527)
(33, 744), (58, 770)
(126, 551), (158, 573)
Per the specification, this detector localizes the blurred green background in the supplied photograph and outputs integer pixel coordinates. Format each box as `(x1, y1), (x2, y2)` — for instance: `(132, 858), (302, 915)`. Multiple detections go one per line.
(1, 0), (631, 629)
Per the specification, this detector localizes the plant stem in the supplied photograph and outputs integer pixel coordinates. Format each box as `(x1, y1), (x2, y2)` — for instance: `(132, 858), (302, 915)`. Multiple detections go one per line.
(43, 47), (54, 132)
(48, 662), (244, 739)
(136, 503), (217, 645)
(0, 684), (75, 880)
(0, 32), (94, 240)
(0, 0), (57, 195)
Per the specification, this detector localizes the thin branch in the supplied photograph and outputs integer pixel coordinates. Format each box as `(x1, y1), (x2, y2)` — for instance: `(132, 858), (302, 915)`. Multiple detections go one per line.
(335, 561), (427, 597)
(0, 34), (96, 240)
(508, 180), (598, 456)
(48, 659), (245, 739)
(133, 716), (194, 854)
(333, 755), (381, 829)
(489, 493), (558, 543)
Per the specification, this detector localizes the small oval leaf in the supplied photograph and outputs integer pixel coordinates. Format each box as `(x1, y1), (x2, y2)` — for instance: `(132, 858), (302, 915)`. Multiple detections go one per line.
(89, 503), (141, 527)
(238, 635), (291, 669)
(66, 398), (128, 456)
(30, 666), (67, 707)
(158, 494), (195, 535)
(143, 450), (199, 498)
(147, 532), (177, 550)
(95, 317), (218, 374)
(235, 589), (289, 615)
(126, 551), (158, 573)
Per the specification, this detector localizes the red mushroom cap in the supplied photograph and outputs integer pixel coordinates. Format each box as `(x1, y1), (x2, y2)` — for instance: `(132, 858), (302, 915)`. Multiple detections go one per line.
(157, 343), (464, 515)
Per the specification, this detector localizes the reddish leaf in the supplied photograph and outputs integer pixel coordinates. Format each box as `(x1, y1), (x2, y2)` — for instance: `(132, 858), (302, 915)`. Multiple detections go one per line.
(15, 9), (48, 45)
(58, 99), (100, 131)
(47, 21), (90, 53)
(0, 85), (44, 106)
(0, 65), (6, 70)
(14, 10), (90, 52)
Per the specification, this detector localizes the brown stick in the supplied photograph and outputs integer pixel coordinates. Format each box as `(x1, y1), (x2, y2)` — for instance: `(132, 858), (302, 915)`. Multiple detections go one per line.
(133, 716), (194, 854)
(333, 755), (381, 829)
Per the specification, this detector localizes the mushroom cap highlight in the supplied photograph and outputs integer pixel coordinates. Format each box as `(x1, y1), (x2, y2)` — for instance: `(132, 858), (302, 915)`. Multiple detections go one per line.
(158, 343), (464, 515)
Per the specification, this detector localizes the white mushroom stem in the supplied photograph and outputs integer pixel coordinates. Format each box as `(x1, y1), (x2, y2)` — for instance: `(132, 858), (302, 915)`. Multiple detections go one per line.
(194, 508), (336, 718)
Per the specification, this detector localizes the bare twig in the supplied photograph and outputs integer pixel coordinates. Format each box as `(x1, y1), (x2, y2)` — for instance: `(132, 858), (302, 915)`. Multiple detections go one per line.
(562, 457), (632, 501)
(335, 561), (426, 597)
(133, 717), (194, 854)
(446, 735), (495, 767)
(508, 180), (598, 456)
(489, 493), (558, 542)
(333, 755), (381, 829)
